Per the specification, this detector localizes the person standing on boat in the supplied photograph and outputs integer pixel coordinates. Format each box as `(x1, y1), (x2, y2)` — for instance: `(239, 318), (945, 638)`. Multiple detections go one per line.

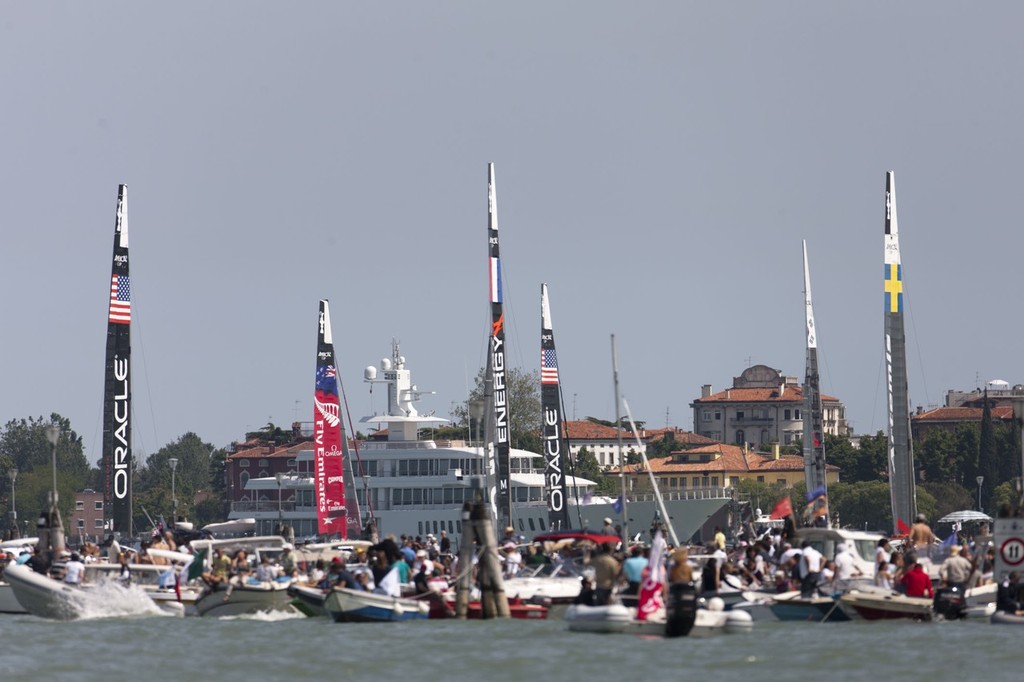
(621, 545), (648, 604)
(997, 572), (1024, 615)
(939, 544), (972, 591)
(899, 552), (933, 598)
(439, 530), (451, 556)
(798, 540), (823, 598)
(713, 526), (727, 551)
(833, 543), (862, 583)
(592, 542), (621, 605)
(909, 514), (936, 555)
(63, 552), (86, 585)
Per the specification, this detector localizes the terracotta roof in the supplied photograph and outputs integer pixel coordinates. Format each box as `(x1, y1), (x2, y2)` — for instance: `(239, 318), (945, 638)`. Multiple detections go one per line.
(563, 420), (625, 440)
(641, 428), (717, 446)
(226, 439), (312, 460)
(912, 406), (1015, 421)
(693, 386), (840, 403)
(606, 442), (838, 475)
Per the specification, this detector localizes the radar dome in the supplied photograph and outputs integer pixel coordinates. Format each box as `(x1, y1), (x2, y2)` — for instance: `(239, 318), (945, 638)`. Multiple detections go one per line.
(364, 366), (377, 381)
(381, 358), (392, 371)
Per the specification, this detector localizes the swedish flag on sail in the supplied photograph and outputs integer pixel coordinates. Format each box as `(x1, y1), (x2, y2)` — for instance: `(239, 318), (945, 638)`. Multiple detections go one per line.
(884, 263), (903, 313)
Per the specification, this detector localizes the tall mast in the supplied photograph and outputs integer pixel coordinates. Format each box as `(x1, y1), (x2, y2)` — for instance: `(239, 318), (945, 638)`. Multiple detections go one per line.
(801, 240), (829, 527)
(102, 184), (132, 536)
(315, 300), (347, 538)
(883, 171), (917, 533)
(541, 284), (570, 530)
(487, 163), (513, 533)
(611, 334), (628, 546)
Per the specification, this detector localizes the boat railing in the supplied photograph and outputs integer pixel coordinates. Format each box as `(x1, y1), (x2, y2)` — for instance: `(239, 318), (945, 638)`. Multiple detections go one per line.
(618, 488), (732, 503)
(230, 500), (301, 513)
(361, 441), (439, 451)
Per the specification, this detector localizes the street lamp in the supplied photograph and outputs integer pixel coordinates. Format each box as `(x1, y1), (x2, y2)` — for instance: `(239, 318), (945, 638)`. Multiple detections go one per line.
(169, 458), (179, 522)
(43, 424), (65, 556)
(976, 475), (984, 513)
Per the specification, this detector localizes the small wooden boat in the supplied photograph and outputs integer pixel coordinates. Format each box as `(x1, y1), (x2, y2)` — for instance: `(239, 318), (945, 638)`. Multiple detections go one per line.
(768, 591), (849, 622)
(194, 579), (294, 617)
(839, 588), (933, 621)
(324, 587), (429, 622)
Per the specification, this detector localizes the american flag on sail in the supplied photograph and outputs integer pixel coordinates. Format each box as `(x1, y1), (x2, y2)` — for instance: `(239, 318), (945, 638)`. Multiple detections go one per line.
(489, 256), (502, 304)
(541, 348), (559, 385)
(109, 274), (131, 324)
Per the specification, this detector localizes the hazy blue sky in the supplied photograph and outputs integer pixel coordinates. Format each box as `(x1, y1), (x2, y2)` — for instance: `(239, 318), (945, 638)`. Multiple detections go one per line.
(2, 3), (1022, 466)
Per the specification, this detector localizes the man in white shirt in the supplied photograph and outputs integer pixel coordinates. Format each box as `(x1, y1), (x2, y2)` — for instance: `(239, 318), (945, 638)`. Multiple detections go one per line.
(64, 552), (86, 585)
(798, 540), (823, 598)
(834, 543), (863, 582)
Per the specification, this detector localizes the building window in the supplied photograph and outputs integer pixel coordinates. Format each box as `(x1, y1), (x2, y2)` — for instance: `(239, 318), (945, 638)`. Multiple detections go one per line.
(679, 478), (686, 488)
(703, 411), (712, 422)
(710, 476), (719, 487)
(730, 476), (739, 487)
(94, 519), (104, 529)
(287, 459), (297, 467)
(760, 430), (769, 444)
(692, 477), (700, 488)
(794, 410), (801, 420)
(777, 479), (786, 486)
(714, 411), (721, 420)
(77, 519), (85, 528)
(756, 475), (765, 483)
(239, 459), (250, 468)
(76, 501), (84, 511)
(784, 409), (791, 420)
(783, 434), (792, 445)
(735, 430), (745, 444)
(95, 501), (103, 511)
(736, 411), (745, 420)
(258, 459), (269, 468)
(240, 471), (250, 489)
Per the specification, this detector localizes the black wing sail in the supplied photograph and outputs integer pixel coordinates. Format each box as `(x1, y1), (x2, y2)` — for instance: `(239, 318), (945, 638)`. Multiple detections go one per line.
(102, 184), (132, 535)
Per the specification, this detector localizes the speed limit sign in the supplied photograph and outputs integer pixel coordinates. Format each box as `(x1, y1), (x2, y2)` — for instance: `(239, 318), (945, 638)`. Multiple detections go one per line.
(995, 519), (1024, 580)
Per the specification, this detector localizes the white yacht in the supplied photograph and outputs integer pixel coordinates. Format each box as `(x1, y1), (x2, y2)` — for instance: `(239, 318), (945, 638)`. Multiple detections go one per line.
(229, 344), (731, 543)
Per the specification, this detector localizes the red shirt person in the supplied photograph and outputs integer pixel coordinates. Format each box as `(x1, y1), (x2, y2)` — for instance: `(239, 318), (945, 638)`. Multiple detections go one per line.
(899, 553), (933, 598)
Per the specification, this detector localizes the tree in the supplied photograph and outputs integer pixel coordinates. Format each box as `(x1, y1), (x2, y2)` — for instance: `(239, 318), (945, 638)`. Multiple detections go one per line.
(0, 414), (94, 526)
(245, 422), (292, 445)
(824, 432), (886, 483)
(451, 366), (541, 451)
(919, 481), (973, 521)
(573, 447), (618, 496)
(978, 391), (999, 510)
(827, 481), (935, 532)
(917, 429), (957, 483)
(133, 432), (218, 525)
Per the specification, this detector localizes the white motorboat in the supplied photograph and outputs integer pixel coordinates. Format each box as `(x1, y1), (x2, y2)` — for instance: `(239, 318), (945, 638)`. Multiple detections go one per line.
(194, 579), (294, 617)
(839, 587), (934, 621)
(565, 602), (751, 637)
(324, 587), (429, 622)
(4, 563), (182, 620)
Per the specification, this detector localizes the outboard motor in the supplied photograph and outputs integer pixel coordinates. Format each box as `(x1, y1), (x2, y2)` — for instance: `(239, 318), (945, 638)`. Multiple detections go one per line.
(665, 582), (699, 637)
(933, 586), (967, 620)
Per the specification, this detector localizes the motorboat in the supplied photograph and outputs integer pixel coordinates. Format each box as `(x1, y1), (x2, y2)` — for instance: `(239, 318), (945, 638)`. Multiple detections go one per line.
(767, 590), (849, 622)
(565, 601), (752, 637)
(194, 579), (294, 617)
(323, 586), (429, 622)
(838, 586), (934, 620)
(4, 563), (183, 620)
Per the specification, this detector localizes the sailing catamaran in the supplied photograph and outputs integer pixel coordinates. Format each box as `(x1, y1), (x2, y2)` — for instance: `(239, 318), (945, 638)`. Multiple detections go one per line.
(801, 241), (829, 527)
(485, 162), (512, 532)
(541, 283), (571, 531)
(102, 184), (132, 537)
(883, 171), (917, 533)
(314, 299), (358, 539)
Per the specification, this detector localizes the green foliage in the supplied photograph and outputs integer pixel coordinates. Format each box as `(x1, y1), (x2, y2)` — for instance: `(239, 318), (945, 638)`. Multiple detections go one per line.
(133, 432), (218, 525)
(827, 480), (936, 532)
(451, 366), (541, 451)
(573, 448), (618, 496)
(0, 414), (94, 526)
(918, 429), (958, 483)
(244, 422), (292, 445)
(731, 478), (790, 515)
(991, 481), (1019, 516)
(919, 481), (974, 521)
(826, 431), (888, 483)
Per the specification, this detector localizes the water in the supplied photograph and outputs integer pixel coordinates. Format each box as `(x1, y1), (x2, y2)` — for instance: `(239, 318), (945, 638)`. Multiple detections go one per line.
(0, 612), (1019, 682)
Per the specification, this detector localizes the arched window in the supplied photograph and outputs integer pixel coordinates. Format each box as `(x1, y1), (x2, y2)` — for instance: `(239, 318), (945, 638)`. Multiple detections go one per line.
(760, 429), (769, 444)
(239, 471), (250, 490)
(735, 430), (745, 445)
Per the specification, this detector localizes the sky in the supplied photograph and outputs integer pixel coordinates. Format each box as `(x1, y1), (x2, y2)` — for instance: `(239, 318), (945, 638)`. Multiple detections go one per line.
(2, 2), (1023, 467)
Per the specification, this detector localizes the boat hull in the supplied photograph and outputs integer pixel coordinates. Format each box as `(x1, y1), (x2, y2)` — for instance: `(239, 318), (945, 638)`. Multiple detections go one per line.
(769, 596), (849, 622)
(0, 581), (28, 614)
(194, 580), (294, 617)
(5, 564), (88, 620)
(564, 603), (746, 637)
(839, 591), (933, 621)
(324, 587), (430, 622)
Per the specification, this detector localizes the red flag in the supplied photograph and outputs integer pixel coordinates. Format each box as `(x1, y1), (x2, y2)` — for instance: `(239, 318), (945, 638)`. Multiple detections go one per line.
(896, 518), (910, 535)
(769, 496), (793, 520)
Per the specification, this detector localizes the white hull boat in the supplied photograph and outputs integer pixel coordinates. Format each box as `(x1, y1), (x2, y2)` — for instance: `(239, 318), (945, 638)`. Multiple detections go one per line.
(194, 580), (295, 617)
(5, 564), (182, 620)
(324, 587), (429, 622)
(565, 603), (752, 637)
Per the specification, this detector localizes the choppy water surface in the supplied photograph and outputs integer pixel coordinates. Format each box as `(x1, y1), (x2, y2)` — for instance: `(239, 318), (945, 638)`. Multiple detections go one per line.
(0, 612), (1019, 682)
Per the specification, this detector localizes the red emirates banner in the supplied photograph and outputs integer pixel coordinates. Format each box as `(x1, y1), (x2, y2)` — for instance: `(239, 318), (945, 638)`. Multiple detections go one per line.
(315, 300), (347, 538)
